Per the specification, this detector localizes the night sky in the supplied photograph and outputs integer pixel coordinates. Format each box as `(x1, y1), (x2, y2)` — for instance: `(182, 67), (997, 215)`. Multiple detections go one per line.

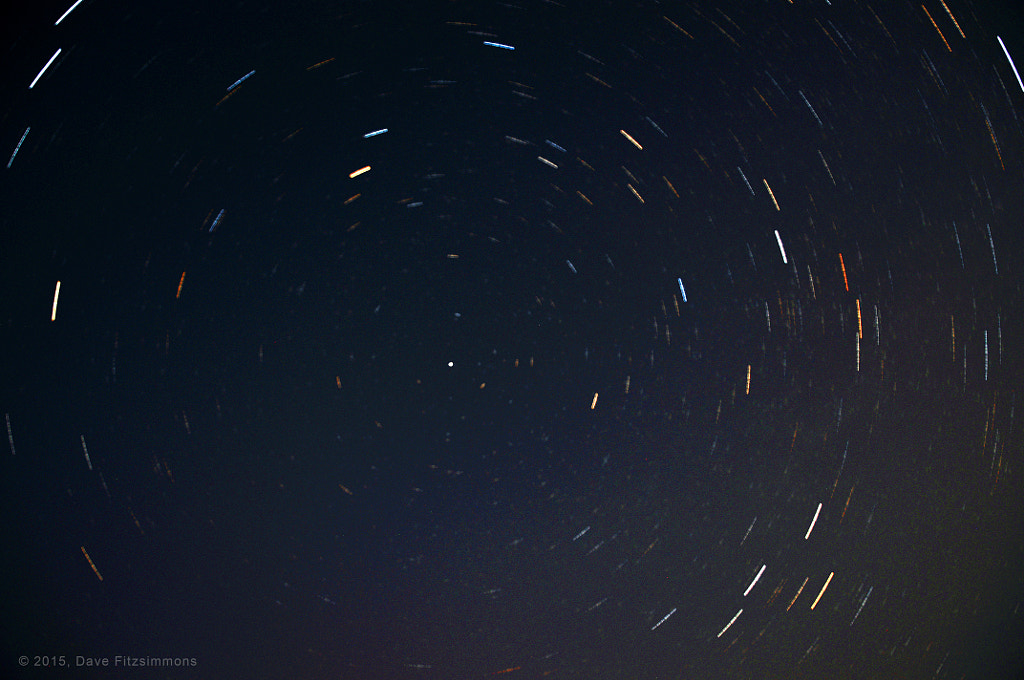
(2, 0), (1023, 678)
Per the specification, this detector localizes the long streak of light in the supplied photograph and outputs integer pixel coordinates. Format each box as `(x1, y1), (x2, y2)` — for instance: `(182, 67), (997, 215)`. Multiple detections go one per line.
(998, 37), (1024, 95)
(51, 281), (61, 321)
(939, 0), (964, 38)
(763, 178), (780, 210)
(786, 577), (809, 611)
(29, 49), (62, 89)
(81, 546), (103, 581)
(55, 0), (84, 26)
(810, 572), (834, 610)
(716, 609), (743, 638)
(850, 586), (873, 625)
(650, 607), (677, 630)
(774, 230), (788, 264)
(7, 127), (30, 169)
(804, 502), (822, 539)
(743, 564), (766, 596)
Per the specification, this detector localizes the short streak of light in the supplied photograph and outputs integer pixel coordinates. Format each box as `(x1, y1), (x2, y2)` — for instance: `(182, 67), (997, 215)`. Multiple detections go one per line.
(81, 435), (92, 470)
(839, 253), (849, 291)
(963, 345), (967, 387)
(953, 222), (965, 268)
(349, 166), (371, 178)
(745, 365), (751, 395)
(875, 305), (880, 345)
(754, 87), (776, 116)
(984, 330), (989, 381)
(740, 516), (756, 545)
(717, 609), (743, 638)
(572, 526), (590, 541)
(774, 230), (788, 264)
(986, 224), (998, 275)
(483, 41), (515, 50)
(490, 666), (521, 675)
(209, 209), (225, 233)
(363, 128), (388, 138)
(798, 90), (824, 127)
(800, 637), (820, 664)
(305, 57), (335, 70)
(998, 314), (1003, 363)
(856, 332), (860, 372)
(939, 0), (965, 38)
(810, 572), (834, 610)
(620, 130), (643, 150)
(566, 260), (577, 274)
(763, 178), (780, 210)
(982, 104), (1005, 169)
(29, 49), (62, 89)
(5, 413), (15, 455)
(804, 502), (822, 539)
(840, 485), (854, 523)
(98, 471), (111, 500)
(651, 607), (677, 630)
(677, 278), (687, 302)
(176, 272), (186, 299)
(51, 281), (61, 321)
(646, 116), (667, 136)
(538, 156), (558, 169)
(856, 298), (863, 339)
(81, 546), (103, 581)
(787, 577), (809, 611)
(227, 69), (255, 91)
(850, 586), (873, 625)
(997, 36), (1024, 95)
(737, 167), (754, 195)
(818, 150), (836, 185)
(743, 564), (766, 596)
(921, 5), (951, 52)
(7, 127), (30, 169)
(662, 15), (692, 39)
(55, 0), (85, 25)
(591, 392), (599, 410)
(663, 176), (679, 197)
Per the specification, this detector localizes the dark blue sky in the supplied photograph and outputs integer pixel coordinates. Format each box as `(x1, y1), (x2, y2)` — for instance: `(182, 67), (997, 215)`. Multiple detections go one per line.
(2, 1), (1023, 678)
